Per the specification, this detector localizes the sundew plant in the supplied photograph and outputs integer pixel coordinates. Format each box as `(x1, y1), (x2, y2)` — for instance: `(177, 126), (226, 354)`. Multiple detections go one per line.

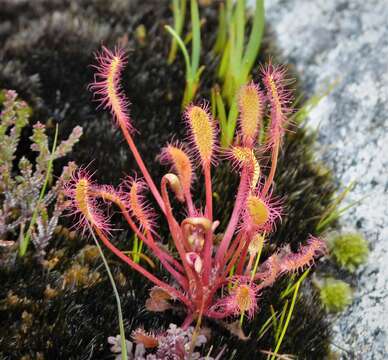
(64, 46), (326, 328)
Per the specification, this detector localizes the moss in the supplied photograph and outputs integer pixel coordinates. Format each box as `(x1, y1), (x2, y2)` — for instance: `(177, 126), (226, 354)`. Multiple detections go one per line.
(329, 232), (369, 272)
(77, 244), (101, 264)
(319, 278), (353, 313)
(0, 238), (182, 359)
(61, 263), (101, 290)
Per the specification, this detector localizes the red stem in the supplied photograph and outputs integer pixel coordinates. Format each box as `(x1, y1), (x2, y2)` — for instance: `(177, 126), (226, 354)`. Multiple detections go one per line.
(222, 235), (246, 281)
(161, 176), (196, 285)
(262, 139), (279, 197)
(222, 232), (243, 269)
(120, 125), (166, 214)
(245, 253), (255, 276)
(204, 163), (213, 221)
(95, 189), (185, 276)
(205, 308), (234, 319)
(181, 313), (194, 329)
(122, 208), (185, 275)
(191, 269), (205, 317)
(202, 163), (213, 285)
(94, 227), (192, 308)
(205, 234), (247, 307)
(235, 241), (250, 275)
(185, 190), (195, 217)
(145, 232), (189, 290)
(215, 167), (250, 265)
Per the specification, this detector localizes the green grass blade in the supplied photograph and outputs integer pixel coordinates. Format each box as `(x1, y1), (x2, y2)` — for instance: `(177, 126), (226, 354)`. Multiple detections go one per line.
(168, 0), (181, 63)
(258, 312), (277, 339)
(165, 25), (191, 79)
(270, 305), (278, 334)
(275, 300), (289, 342)
(281, 269), (310, 299)
(228, 18), (238, 85)
(239, 309), (245, 326)
(137, 239), (143, 263)
(316, 181), (356, 232)
(168, 0), (187, 64)
(291, 80), (337, 125)
(317, 194), (369, 232)
(241, 238), (264, 328)
(213, 2), (227, 55)
(280, 275), (295, 299)
(235, 0), (246, 74)
(190, 0), (201, 77)
(271, 275), (303, 359)
(88, 223), (128, 360)
(251, 250), (262, 280)
(215, 87), (227, 136)
(210, 86), (217, 117)
(180, 0), (187, 21)
(226, 0), (233, 19)
(250, 233), (265, 280)
(224, 100), (239, 146)
(132, 234), (139, 262)
(195, 65), (206, 82)
(241, 0), (265, 80)
(19, 123), (59, 256)
(218, 41), (230, 80)
(228, 265), (235, 291)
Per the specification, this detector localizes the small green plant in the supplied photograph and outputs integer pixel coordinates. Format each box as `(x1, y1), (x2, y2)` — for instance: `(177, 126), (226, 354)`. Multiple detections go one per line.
(270, 271), (307, 359)
(316, 181), (359, 233)
(317, 277), (353, 313)
(0, 89), (82, 259)
(291, 81), (337, 125)
(216, 0), (264, 102)
(166, 0), (267, 147)
(165, 0), (204, 107)
(213, 0), (265, 147)
(167, 0), (187, 64)
(329, 232), (369, 272)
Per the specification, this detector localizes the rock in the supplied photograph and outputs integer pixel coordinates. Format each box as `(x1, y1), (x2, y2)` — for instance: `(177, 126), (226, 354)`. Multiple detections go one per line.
(263, 0), (388, 358)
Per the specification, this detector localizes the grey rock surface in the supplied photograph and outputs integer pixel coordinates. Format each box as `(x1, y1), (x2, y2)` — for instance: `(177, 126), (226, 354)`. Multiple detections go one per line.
(263, 0), (388, 359)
